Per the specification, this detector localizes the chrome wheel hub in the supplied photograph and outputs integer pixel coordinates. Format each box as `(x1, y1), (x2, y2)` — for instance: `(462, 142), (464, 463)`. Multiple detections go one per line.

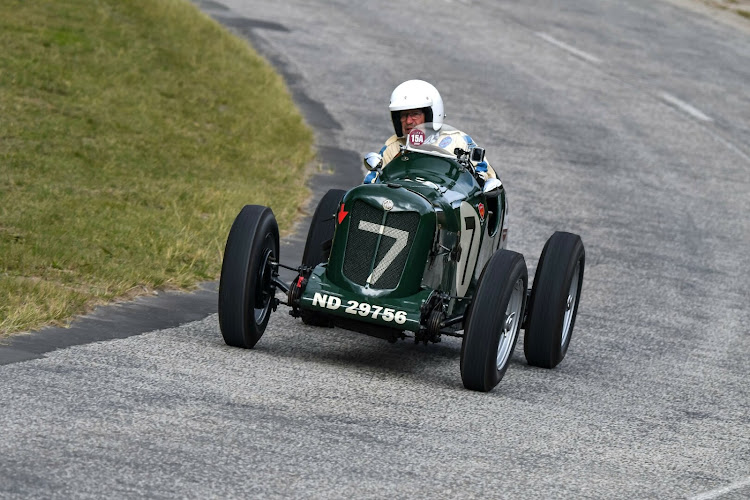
(496, 278), (524, 371)
(561, 262), (580, 348)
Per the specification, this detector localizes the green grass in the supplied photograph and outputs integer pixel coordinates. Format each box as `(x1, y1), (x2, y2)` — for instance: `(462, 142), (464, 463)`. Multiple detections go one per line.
(0, 0), (315, 336)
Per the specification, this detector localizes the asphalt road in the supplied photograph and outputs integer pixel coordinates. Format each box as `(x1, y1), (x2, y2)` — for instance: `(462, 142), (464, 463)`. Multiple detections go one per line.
(2, 0), (749, 498)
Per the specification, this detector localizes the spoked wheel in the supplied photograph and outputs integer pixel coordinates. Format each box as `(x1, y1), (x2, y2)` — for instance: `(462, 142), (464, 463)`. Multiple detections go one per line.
(461, 250), (528, 392)
(524, 231), (585, 368)
(300, 189), (345, 327)
(218, 205), (279, 348)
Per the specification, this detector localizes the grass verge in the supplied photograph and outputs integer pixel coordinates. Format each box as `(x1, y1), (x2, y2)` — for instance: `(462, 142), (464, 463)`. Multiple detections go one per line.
(703, 0), (750, 20)
(0, 0), (314, 336)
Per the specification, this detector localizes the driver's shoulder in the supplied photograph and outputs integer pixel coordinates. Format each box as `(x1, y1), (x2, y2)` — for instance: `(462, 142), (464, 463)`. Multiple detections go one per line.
(442, 128), (470, 140)
(442, 128), (466, 136)
(384, 134), (401, 147)
(444, 129), (478, 147)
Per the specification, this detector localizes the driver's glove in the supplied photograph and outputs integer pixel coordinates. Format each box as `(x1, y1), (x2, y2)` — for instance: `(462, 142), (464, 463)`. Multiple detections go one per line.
(475, 161), (489, 181)
(363, 171), (380, 184)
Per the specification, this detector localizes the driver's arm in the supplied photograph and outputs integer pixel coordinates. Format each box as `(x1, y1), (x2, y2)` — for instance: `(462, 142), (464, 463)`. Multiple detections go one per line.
(380, 135), (402, 166)
(363, 135), (403, 184)
(457, 132), (496, 179)
(476, 160), (497, 179)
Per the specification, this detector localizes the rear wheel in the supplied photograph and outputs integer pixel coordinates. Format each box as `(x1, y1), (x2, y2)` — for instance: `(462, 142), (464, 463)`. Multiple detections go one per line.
(218, 205), (279, 348)
(461, 250), (528, 392)
(300, 189), (345, 327)
(524, 231), (585, 368)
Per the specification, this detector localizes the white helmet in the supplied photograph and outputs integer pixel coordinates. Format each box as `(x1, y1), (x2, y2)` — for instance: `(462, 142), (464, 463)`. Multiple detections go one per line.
(389, 80), (444, 137)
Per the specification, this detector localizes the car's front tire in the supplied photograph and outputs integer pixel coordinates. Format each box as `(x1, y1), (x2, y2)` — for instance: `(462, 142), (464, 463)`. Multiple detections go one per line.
(524, 231), (585, 368)
(461, 250), (528, 392)
(300, 189), (345, 327)
(218, 205), (279, 349)
(302, 188), (345, 267)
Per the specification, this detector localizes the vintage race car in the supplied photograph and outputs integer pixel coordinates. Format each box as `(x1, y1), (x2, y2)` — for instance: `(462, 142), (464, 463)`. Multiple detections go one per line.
(218, 124), (585, 392)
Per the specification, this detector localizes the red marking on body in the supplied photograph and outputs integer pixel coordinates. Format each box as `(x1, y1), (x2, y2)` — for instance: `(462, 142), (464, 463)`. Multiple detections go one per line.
(337, 203), (348, 224)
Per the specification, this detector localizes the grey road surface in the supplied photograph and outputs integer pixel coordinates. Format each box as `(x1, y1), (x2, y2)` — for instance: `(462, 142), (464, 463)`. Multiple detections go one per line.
(2, 0), (749, 498)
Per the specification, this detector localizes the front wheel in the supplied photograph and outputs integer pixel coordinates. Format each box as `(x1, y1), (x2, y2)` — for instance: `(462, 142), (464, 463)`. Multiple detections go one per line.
(524, 231), (585, 368)
(300, 189), (345, 327)
(302, 188), (346, 267)
(218, 205), (279, 348)
(461, 250), (528, 392)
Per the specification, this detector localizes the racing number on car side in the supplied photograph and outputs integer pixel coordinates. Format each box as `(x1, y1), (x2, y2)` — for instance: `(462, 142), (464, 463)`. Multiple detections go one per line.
(457, 201), (482, 297)
(461, 217), (476, 285)
(358, 220), (409, 285)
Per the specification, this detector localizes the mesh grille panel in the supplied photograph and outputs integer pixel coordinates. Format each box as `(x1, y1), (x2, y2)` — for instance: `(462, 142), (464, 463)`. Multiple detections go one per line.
(342, 200), (419, 289)
(373, 211), (419, 288)
(343, 201), (382, 286)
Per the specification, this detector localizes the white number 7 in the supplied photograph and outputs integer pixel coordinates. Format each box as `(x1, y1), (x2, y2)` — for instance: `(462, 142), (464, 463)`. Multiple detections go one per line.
(358, 221), (409, 285)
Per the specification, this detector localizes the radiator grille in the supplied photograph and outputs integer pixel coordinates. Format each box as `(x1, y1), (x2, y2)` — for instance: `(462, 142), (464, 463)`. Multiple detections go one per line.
(343, 200), (419, 289)
(343, 201), (381, 286)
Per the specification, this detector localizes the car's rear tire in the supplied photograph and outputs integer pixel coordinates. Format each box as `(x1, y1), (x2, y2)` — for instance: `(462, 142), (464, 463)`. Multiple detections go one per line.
(300, 189), (344, 327)
(461, 250), (528, 392)
(524, 231), (585, 368)
(218, 205), (279, 348)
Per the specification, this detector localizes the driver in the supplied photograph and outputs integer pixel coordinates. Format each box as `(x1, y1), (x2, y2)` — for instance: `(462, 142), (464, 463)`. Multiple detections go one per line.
(364, 79), (496, 183)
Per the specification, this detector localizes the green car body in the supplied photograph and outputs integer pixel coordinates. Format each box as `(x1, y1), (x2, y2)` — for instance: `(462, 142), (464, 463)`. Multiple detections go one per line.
(298, 149), (508, 342)
(218, 123), (585, 390)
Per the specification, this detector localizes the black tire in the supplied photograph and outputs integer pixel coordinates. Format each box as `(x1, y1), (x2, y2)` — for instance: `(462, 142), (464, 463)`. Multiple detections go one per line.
(300, 189), (345, 327)
(218, 205), (279, 349)
(524, 231), (585, 368)
(302, 189), (346, 267)
(461, 250), (528, 392)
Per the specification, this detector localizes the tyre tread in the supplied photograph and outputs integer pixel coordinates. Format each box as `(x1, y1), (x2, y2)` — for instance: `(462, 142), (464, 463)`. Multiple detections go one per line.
(461, 250), (528, 392)
(524, 231), (584, 368)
